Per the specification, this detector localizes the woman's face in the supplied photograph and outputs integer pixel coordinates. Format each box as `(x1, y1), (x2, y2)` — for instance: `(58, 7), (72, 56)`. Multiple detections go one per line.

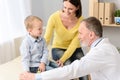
(62, 1), (78, 17)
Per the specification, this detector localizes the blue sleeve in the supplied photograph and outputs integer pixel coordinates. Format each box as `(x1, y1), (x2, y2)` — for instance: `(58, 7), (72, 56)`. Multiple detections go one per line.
(20, 38), (30, 71)
(40, 38), (49, 64)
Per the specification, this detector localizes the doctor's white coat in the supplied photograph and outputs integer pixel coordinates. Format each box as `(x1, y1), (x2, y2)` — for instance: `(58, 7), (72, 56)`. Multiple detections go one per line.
(36, 38), (120, 80)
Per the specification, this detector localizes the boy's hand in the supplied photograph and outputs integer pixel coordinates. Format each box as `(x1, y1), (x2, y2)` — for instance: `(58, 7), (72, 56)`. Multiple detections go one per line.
(39, 62), (45, 72)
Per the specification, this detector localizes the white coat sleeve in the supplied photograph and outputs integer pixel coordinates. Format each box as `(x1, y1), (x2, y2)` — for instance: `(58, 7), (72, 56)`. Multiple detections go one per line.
(35, 48), (106, 80)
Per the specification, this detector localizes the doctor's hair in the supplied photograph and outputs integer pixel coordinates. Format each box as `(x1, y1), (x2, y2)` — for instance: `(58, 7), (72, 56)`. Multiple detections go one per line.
(82, 17), (103, 37)
(24, 15), (42, 30)
(63, 0), (82, 18)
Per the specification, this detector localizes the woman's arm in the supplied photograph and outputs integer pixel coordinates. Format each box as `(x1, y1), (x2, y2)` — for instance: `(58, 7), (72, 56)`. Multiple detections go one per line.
(44, 14), (55, 45)
(60, 33), (80, 63)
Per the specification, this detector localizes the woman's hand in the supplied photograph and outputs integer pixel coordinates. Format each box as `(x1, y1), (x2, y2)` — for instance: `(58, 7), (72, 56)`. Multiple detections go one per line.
(56, 60), (63, 67)
(19, 72), (35, 80)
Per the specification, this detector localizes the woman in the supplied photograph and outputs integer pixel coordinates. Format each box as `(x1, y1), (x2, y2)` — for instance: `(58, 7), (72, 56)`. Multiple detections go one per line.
(44, 0), (87, 79)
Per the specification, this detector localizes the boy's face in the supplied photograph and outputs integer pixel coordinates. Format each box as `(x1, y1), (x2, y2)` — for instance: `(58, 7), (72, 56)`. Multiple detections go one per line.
(29, 20), (43, 38)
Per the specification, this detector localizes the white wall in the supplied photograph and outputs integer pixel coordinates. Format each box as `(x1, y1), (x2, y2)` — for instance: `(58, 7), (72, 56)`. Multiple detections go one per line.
(31, 0), (89, 25)
(31, 0), (62, 26)
(31, 0), (120, 48)
(103, 27), (120, 48)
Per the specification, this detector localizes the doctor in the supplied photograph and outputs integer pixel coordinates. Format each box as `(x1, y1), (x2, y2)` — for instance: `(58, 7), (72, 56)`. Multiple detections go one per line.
(19, 17), (120, 80)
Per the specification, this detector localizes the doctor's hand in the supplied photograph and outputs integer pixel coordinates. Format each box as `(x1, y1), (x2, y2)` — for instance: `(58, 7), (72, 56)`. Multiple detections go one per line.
(19, 72), (35, 80)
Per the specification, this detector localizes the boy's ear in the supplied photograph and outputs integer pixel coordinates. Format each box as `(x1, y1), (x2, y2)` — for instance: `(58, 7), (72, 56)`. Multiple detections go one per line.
(27, 28), (32, 32)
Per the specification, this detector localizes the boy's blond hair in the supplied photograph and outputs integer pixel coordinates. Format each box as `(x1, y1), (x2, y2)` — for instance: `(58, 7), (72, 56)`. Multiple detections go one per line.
(24, 15), (42, 30)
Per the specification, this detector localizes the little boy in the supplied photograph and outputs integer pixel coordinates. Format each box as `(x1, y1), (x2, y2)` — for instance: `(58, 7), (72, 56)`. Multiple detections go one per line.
(20, 15), (58, 73)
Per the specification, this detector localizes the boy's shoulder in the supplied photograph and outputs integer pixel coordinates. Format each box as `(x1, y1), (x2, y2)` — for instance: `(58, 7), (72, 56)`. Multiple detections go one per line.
(21, 35), (31, 44)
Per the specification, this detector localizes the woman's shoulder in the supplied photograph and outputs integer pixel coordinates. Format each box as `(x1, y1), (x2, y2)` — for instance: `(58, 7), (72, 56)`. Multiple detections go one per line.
(78, 16), (84, 21)
(50, 10), (60, 18)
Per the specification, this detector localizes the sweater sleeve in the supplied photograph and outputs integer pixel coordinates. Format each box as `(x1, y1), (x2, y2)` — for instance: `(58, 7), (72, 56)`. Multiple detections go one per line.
(44, 13), (55, 45)
(60, 33), (80, 63)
